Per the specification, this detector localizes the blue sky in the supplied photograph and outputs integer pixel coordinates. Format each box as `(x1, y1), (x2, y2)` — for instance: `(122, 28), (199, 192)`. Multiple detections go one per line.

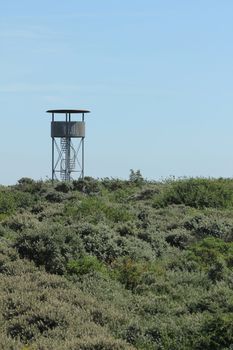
(1, 0), (233, 184)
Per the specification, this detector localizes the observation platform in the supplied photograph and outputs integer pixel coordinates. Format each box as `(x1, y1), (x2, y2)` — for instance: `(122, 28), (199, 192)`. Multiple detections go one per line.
(46, 109), (90, 114)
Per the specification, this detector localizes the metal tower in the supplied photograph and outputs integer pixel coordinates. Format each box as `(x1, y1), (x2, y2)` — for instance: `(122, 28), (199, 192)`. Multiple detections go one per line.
(46, 109), (90, 181)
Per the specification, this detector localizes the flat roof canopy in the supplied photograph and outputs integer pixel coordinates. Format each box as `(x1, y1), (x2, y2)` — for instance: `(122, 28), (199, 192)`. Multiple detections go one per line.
(46, 109), (90, 114)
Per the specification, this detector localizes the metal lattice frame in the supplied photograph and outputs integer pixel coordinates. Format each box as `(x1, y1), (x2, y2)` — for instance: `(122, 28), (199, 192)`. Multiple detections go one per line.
(52, 137), (84, 181)
(48, 110), (89, 182)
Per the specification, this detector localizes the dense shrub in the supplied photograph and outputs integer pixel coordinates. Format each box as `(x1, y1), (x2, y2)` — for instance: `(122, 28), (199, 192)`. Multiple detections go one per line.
(119, 235), (157, 261)
(67, 255), (105, 276)
(207, 260), (226, 282)
(112, 258), (147, 291)
(77, 223), (123, 262)
(0, 224), (12, 238)
(165, 229), (194, 249)
(195, 314), (233, 349)
(153, 178), (233, 209)
(0, 248), (136, 350)
(131, 187), (159, 201)
(55, 181), (73, 193)
(101, 178), (130, 191)
(0, 189), (34, 214)
(137, 209), (150, 229)
(66, 197), (133, 224)
(14, 225), (84, 274)
(3, 212), (39, 232)
(15, 177), (45, 194)
(73, 177), (101, 194)
(184, 215), (228, 239)
(116, 222), (138, 237)
(0, 240), (19, 274)
(66, 336), (136, 350)
(45, 190), (65, 203)
(137, 228), (169, 258)
(1, 177), (233, 349)
(187, 237), (233, 270)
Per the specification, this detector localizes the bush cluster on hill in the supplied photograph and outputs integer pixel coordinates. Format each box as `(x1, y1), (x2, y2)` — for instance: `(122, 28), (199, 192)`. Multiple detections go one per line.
(0, 175), (233, 349)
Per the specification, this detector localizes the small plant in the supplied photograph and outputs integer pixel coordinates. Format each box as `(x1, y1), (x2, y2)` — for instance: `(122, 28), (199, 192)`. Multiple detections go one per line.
(113, 258), (147, 291)
(67, 255), (105, 276)
(129, 169), (144, 185)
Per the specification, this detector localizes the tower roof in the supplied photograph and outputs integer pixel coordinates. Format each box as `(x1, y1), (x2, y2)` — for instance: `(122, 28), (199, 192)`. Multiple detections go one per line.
(46, 109), (90, 114)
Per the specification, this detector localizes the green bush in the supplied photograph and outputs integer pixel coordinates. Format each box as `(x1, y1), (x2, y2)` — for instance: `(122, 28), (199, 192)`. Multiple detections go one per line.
(207, 259), (226, 282)
(195, 314), (233, 349)
(153, 178), (233, 209)
(13, 225), (84, 274)
(184, 215), (228, 239)
(129, 169), (144, 185)
(0, 241), (19, 274)
(66, 197), (133, 223)
(15, 178), (45, 194)
(45, 191), (65, 203)
(78, 223), (123, 262)
(187, 237), (233, 270)
(66, 197), (133, 224)
(119, 235), (157, 261)
(165, 229), (194, 249)
(55, 181), (73, 193)
(116, 222), (138, 237)
(0, 224), (12, 238)
(67, 256), (105, 276)
(113, 258), (147, 291)
(1, 177), (233, 349)
(66, 336), (135, 350)
(137, 228), (169, 258)
(3, 212), (38, 232)
(0, 189), (34, 214)
(73, 177), (101, 194)
(101, 178), (130, 191)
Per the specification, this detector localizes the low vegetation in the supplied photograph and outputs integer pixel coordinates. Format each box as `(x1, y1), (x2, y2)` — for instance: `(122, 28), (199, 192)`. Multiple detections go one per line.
(0, 173), (233, 349)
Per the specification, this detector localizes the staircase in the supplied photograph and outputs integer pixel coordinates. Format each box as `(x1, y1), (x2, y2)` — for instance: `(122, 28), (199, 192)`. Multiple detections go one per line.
(60, 138), (76, 181)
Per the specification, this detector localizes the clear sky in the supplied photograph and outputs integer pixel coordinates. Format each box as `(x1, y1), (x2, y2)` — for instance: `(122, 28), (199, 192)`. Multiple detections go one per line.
(1, 0), (233, 184)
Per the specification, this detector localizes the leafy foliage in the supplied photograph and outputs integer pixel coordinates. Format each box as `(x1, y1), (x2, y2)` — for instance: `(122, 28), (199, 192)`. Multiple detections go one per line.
(0, 176), (233, 349)
(154, 178), (233, 209)
(0, 189), (34, 216)
(67, 255), (105, 276)
(188, 237), (233, 269)
(14, 224), (84, 274)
